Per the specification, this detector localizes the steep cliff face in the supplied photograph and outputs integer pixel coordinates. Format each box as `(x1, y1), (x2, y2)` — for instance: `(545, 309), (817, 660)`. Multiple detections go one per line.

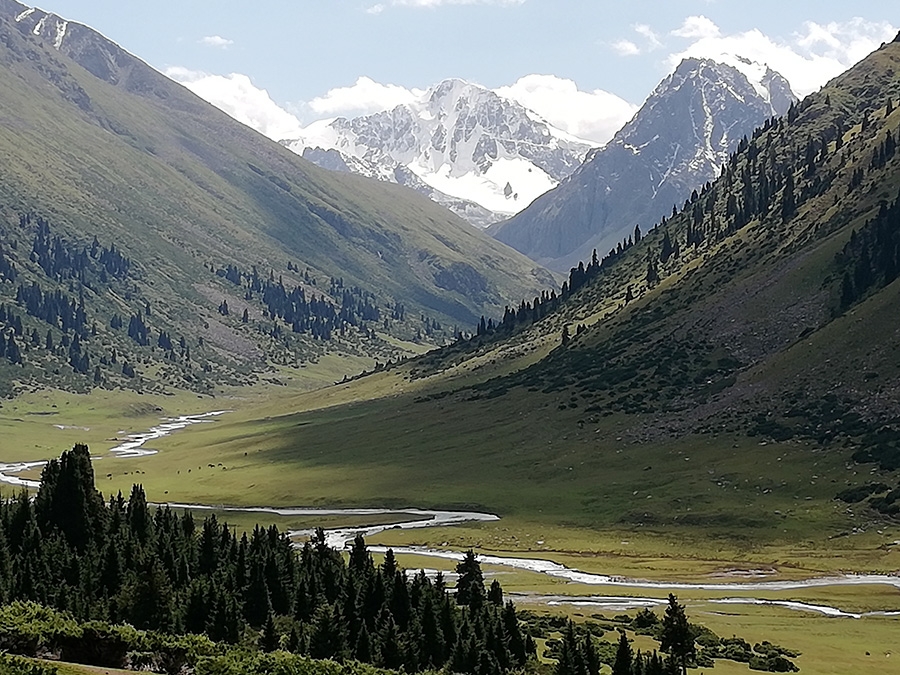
(491, 57), (796, 272)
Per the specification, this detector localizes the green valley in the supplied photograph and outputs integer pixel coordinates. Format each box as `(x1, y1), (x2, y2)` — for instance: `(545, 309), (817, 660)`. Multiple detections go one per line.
(0, 6), (553, 401)
(1, 4), (900, 675)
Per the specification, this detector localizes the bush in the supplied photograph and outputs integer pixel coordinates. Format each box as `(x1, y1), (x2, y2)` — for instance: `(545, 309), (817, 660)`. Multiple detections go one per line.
(835, 483), (889, 503)
(631, 608), (659, 629)
(0, 653), (59, 675)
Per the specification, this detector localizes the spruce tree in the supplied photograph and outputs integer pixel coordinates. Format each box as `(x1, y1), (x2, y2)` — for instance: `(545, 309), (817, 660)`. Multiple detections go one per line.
(310, 603), (347, 661)
(455, 550), (485, 607)
(660, 594), (695, 675)
(259, 610), (279, 652)
(613, 631), (633, 675)
(488, 579), (503, 606)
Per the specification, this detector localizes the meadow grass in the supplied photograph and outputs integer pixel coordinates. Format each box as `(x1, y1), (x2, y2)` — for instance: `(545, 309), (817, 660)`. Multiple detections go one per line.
(520, 601), (899, 675)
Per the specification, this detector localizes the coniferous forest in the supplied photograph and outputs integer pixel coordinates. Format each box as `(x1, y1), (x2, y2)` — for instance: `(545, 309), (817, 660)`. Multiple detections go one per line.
(0, 446), (801, 675)
(0, 445), (534, 674)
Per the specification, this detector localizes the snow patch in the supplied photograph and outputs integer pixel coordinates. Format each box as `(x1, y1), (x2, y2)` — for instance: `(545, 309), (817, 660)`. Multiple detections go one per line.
(709, 54), (772, 103)
(15, 7), (35, 22)
(411, 157), (557, 215)
(53, 20), (68, 50)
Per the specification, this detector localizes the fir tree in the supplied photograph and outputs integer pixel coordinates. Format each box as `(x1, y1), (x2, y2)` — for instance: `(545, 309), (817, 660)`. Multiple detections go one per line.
(455, 550), (485, 608)
(613, 631), (633, 675)
(660, 594), (695, 675)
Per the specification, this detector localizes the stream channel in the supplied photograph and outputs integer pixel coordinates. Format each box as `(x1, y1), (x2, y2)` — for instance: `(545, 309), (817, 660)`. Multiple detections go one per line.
(1, 411), (898, 618)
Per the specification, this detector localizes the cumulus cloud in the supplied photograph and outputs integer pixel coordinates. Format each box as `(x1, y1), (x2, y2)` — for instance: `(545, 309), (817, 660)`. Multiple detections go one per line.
(668, 16), (897, 96)
(165, 67), (304, 140)
(671, 15), (720, 39)
(198, 35), (233, 48)
(611, 39), (640, 56)
(610, 23), (664, 56)
(495, 75), (638, 145)
(634, 24), (662, 50)
(367, 0), (524, 13)
(307, 76), (425, 117)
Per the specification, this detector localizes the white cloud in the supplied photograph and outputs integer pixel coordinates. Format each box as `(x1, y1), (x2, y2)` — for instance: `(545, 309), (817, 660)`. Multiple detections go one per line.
(495, 75), (638, 145)
(671, 16), (720, 39)
(611, 39), (640, 56)
(308, 76), (424, 117)
(668, 17), (897, 96)
(367, 0), (524, 13)
(611, 23), (663, 56)
(165, 67), (304, 140)
(634, 24), (662, 49)
(198, 35), (233, 48)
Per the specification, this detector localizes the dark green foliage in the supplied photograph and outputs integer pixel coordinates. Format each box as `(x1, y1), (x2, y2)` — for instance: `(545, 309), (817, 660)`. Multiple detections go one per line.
(612, 631), (633, 675)
(0, 446), (530, 675)
(0, 600), (407, 675)
(851, 425), (900, 471)
(488, 579), (503, 606)
(835, 483), (889, 503)
(214, 263), (418, 342)
(0, 653), (60, 675)
(659, 595), (694, 675)
(631, 608), (659, 631)
(552, 620), (601, 675)
(455, 550), (485, 608)
(0, 210), (453, 396)
(835, 191), (900, 312)
(33, 444), (106, 551)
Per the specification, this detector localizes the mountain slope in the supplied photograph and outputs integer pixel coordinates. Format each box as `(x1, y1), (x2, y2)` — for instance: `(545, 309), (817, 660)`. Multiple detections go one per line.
(159, 36), (900, 541)
(0, 5), (554, 394)
(284, 79), (595, 227)
(490, 57), (796, 272)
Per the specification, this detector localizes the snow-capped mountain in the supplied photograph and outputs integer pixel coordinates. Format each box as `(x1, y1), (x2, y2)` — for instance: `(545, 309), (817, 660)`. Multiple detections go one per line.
(283, 79), (596, 227)
(489, 57), (797, 272)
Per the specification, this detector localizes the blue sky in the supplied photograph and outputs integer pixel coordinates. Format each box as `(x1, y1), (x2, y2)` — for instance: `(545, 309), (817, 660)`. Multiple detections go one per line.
(37, 0), (899, 143)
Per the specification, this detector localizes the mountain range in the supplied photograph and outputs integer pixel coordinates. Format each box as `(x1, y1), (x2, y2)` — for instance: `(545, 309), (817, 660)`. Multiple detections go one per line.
(205, 31), (900, 539)
(283, 79), (596, 228)
(0, 1), (553, 395)
(490, 56), (797, 272)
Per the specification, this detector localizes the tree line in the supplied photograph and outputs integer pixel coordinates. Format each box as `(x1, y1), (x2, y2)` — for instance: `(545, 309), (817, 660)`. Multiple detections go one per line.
(0, 444), (533, 675)
(837, 187), (900, 311)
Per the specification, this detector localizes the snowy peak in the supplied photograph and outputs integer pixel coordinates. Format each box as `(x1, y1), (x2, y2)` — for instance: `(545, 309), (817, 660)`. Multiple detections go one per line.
(608, 56), (797, 190)
(284, 79), (595, 227)
(491, 57), (797, 272)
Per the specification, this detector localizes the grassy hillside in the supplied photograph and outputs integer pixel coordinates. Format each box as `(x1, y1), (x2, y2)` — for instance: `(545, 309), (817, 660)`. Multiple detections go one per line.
(0, 8), (553, 395)
(104, 37), (900, 559)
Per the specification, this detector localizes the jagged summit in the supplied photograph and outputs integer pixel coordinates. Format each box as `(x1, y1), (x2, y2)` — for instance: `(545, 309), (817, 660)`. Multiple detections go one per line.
(283, 79), (596, 227)
(489, 57), (797, 272)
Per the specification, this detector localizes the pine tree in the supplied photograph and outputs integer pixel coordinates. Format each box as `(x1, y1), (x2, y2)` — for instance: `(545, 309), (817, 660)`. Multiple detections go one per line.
(555, 620), (581, 675)
(781, 171), (796, 222)
(660, 594), (695, 675)
(310, 603), (347, 661)
(355, 623), (375, 663)
(613, 631), (633, 675)
(259, 610), (279, 652)
(455, 550), (485, 607)
(488, 579), (503, 606)
(379, 613), (404, 670)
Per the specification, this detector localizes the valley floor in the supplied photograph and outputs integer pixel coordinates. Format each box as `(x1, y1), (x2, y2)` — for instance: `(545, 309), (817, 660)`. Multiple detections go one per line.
(1, 383), (898, 675)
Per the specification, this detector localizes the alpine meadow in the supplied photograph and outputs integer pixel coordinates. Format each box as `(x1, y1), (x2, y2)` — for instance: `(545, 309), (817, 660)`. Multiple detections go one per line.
(0, 3), (899, 675)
